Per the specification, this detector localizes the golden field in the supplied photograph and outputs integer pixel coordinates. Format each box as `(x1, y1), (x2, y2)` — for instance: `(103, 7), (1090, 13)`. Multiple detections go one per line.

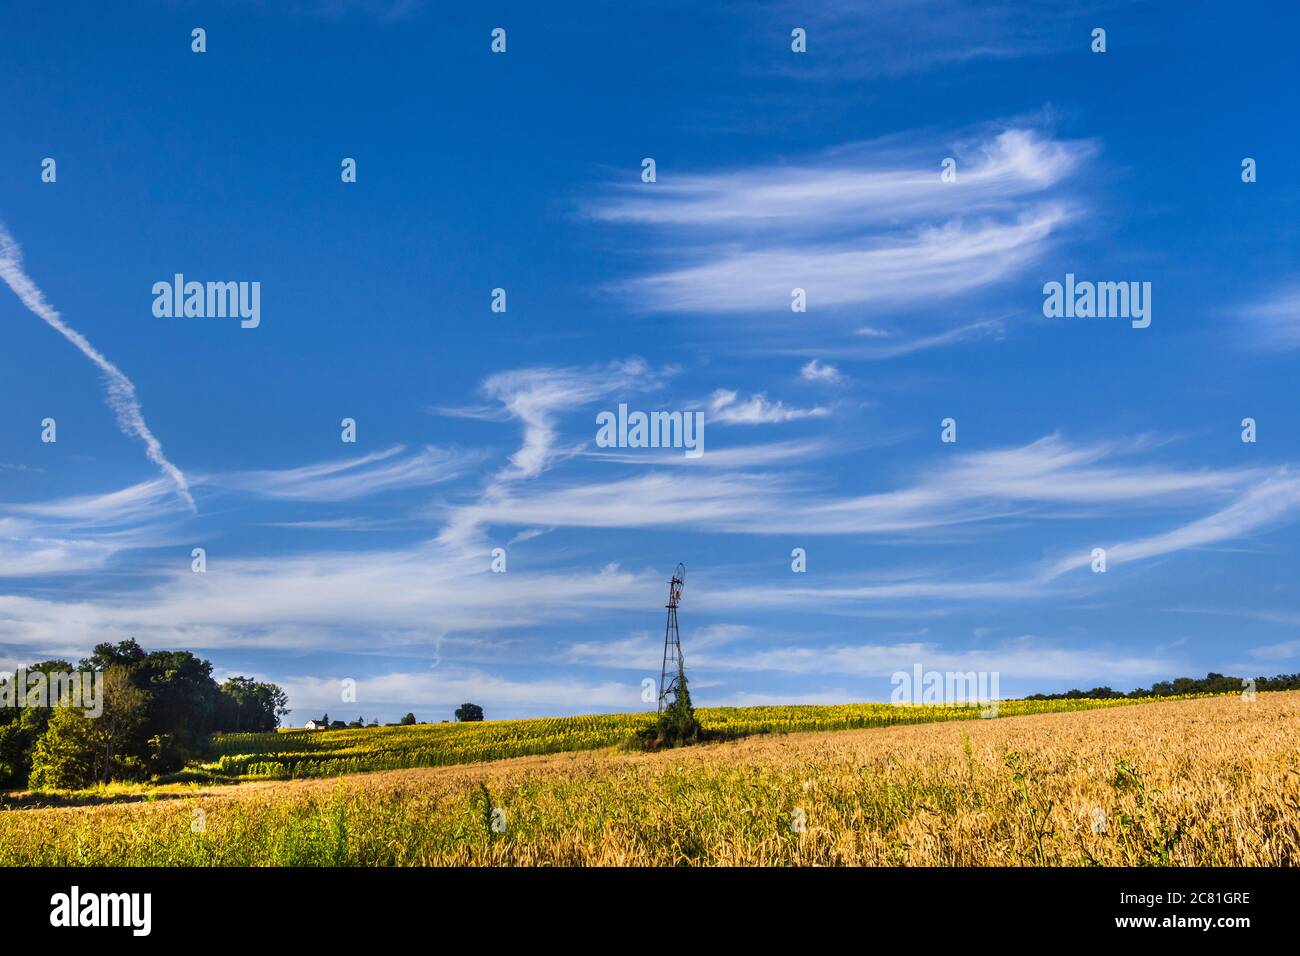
(2, 691), (1296, 866)
(201, 695), (1167, 780)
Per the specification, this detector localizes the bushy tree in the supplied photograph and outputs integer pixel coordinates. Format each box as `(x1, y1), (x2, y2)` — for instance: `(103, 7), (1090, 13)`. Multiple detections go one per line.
(146, 733), (186, 776)
(79, 640), (146, 673)
(28, 666), (149, 788)
(0, 660), (75, 787)
(0, 714), (44, 787)
(656, 674), (700, 745)
(6, 642), (288, 787)
(400, 712), (417, 725)
(95, 667), (147, 783)
(218, 676), (289, 732)
(0, 723), (28, 786)
(29, 705), (101, 790)
(455, 703), (484, 722)
(79, 641), (287, 743)
(1026, 671), (1300, 701)
(80, 641), (216, 750)
(136, 650), (220, 748)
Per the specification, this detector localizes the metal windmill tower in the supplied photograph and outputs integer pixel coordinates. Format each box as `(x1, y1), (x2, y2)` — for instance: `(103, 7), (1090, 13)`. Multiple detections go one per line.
(657, 563), (686, 713)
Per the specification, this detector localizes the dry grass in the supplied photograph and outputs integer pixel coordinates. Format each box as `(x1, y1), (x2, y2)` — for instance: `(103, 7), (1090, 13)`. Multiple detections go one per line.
(2, 691), (1297, 865)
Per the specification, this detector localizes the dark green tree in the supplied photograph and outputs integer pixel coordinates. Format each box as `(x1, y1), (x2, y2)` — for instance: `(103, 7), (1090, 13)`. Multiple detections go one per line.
(218, 677), (289, 732)
(79, 641), (227, 752)
(28, 705), (100, 790)
(657, 674), (700, 745)
(29, 666), (148, 790)
(7, 643), (291, 787)
(455, 703), (485, 722)
(78, 640), (146, 672)
(96, 667), (148, 783)
(0, 661), (71, 786)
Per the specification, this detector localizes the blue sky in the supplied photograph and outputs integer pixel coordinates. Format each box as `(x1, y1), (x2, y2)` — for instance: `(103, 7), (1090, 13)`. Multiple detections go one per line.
(1, 1), (1298, 722)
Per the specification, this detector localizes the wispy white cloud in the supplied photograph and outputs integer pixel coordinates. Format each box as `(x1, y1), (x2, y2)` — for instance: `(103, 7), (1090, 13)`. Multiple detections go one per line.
(1238, 280), (1300, 350)
(5, 428), (1287, 649)
(570, 629), (1176, 684)
(695, 577), (1041, 612)
(707, 388), (829, 424)
(462, 471), (797, 532)
(443, 430), (1300, 628)
(507, 527), (552, 546)
(755, 0), (1120, 79)
(1248, 639), (1300, 660)
(8, 479), (179, 526)
(593, 129), (1094, 316)
(214, 445), (473, 501)
(0, 221), (194, 509)
(0, 539), (651, 652)
(1168, 606), (1300, 629)
(626, 207), (1072, 314)
(772, 318), (1005, 360)
(471, 434), (1262, 537)
(477, 359), (668, 480)
(258, 518), (396, 531)
(583, 437), (835, 469)
(707, 637), (1177, 683)
(1040, 471), (1300, 580)
(850, 319), (1005, 358)
(0, 479), (183, 576)
(594, 129), (1086, 229)
(0, 528), (168, 578)
(800, 359), (843, 383)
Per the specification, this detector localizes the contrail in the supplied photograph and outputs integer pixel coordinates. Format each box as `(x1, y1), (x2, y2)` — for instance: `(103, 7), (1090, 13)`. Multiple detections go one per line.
(0, 221), (195, 510)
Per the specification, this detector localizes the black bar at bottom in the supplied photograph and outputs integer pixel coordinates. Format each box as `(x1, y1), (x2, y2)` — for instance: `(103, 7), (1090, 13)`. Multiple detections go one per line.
(0, 866), (1284, 940)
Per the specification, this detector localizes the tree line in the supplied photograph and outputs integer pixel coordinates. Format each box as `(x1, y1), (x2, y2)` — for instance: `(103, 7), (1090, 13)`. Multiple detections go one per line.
(1024, 671), (1300, 700)
(0, 639), (287, 790)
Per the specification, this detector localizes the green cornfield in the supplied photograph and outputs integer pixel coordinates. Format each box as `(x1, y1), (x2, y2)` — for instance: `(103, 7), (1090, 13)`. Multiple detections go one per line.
(201, 694), (1218, 781)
